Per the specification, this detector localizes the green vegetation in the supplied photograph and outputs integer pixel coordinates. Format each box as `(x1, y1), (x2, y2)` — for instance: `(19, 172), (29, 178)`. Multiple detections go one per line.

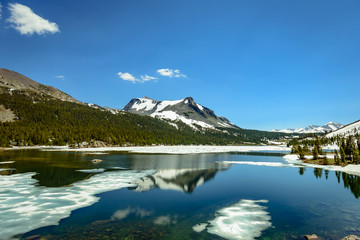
(289, 134), (360, 165)
(0, 88), (288, 147)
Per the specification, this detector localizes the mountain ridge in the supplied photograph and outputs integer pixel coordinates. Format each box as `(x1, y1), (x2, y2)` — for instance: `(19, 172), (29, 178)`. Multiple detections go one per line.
(272, 122), (344, 134)
(0, 68), (79, 103)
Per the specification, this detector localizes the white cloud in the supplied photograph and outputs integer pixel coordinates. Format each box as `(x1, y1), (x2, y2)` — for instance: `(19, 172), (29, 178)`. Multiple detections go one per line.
(118, 72), (158, 83)
(157, 69), (186, 78)
(7, 3), (60, 35)
(140, 74), (158, 82)
(117, 72), (138, 83)
(0, 3), (3, 19)
(55, 75), (65, 80)
(157, 69), (173, 77)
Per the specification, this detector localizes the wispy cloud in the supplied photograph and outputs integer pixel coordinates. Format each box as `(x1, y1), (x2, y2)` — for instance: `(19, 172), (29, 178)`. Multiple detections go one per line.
(140, 74), (158, 82)
(157, 68), (186, 78)
(55, 75), (65, 80)
(118, 72), (157, 84)
(7, 3), (59, 35)
(0, 3), (3, 19)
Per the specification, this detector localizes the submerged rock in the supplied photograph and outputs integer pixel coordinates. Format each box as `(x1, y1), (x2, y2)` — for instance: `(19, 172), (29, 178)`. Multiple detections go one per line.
(304, 234), (320, 240)
(342, 235), (360, 240)
(26, 235), (41, 240)
(91, 159), (103, 163)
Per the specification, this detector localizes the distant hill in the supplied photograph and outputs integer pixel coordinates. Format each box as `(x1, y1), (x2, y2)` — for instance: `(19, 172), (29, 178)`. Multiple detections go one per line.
(272, 122), (344, 134)
(326, 120), (360, 138)
(0, 68), (78, 103)
(123, 96), (238, 129)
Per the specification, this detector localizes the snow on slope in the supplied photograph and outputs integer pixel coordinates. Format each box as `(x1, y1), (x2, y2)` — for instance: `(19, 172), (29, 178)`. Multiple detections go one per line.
(326, 120), (360, 138)
(155, 100), (182, 112)
(131, 98), (157, 111)
(150, 111), (215, 129)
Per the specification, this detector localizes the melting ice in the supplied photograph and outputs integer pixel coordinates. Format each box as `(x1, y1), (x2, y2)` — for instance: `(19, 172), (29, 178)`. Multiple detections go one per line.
(194, 199), (271, 240)
(0, 170), (155, 240)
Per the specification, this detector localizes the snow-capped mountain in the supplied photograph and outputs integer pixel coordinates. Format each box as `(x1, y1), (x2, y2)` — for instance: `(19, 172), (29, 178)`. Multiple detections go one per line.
(123, 97), (238, 129)
(272, 122), (344, 134)
(326, 120), (360, 138)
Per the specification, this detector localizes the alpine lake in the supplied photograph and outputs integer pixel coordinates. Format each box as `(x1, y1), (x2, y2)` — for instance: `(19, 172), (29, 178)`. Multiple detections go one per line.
(1, 149), (360, 240)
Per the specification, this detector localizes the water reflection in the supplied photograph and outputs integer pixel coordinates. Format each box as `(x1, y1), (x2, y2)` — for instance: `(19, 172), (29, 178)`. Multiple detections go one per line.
(132, 167), (229, 193)
(299, 167), (360, 199)
(0, 150), (232, 188)
(338, 172), (360, 199)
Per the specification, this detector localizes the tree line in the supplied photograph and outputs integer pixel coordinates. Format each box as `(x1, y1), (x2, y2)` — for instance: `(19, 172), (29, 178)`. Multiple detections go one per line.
(0, 88), (288, 147)
(290, 134), (360, 165)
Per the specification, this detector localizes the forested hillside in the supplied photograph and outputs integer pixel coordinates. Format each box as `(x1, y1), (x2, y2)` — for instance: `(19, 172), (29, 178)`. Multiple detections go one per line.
(0, 88), (288, 147)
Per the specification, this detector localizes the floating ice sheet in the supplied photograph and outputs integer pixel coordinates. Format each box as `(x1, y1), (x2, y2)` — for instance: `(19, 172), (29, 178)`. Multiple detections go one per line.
(108, 167), (129, 170)
(219, 161), (294, 168)
(0, 168), (15, 172)
(194, 199), (271, 240)
(0, 161), (15, 164)
(0, 170), (155, 240)
(192, 223), (207, 232)
(76, 168), (105, 173)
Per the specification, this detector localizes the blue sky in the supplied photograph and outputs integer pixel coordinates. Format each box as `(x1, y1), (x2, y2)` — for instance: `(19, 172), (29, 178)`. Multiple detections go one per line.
(0, 0), (359, 130)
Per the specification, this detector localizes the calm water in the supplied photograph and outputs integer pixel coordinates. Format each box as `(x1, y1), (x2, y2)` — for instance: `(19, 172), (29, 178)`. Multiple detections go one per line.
(0, 150), (360, 240)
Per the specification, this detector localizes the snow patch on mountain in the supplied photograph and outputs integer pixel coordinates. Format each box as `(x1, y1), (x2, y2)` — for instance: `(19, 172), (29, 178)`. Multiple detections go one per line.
(156, 100), (182, 112)
(151, 111), (215, 129)
(272, 122), (344, 134)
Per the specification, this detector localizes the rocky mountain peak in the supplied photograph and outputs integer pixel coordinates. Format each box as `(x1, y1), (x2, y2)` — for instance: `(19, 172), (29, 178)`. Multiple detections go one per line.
(123, 96), (238, 130)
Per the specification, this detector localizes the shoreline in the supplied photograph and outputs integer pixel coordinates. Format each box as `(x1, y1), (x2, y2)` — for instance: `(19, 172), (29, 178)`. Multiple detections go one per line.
(3, 145), (291, 154)
(5, 145), (360, 176)
(283, 154), (360, 177)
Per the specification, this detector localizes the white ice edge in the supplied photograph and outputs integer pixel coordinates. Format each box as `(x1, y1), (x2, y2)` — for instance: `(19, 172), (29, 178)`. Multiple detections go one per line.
(31, 145), (291, 154)
(220, 161), (294, 168)
(194, 199), (271, 240)
(192, 223), (207, 232)
(218, 156), (360, 177)
(76, 168), (105, 173)
(85, 152), (109, 155)
(7, 145), (69, 150)
(108, 167), (129, 170)
(0, 168), (15, 172)
(283, 154), (360, 177)
(0, 169), (156, 240)
(0, 161), (15, 164)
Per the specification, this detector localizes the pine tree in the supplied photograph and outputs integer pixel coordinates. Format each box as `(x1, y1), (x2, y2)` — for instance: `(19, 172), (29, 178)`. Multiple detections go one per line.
(298, 145), (305, 160)
(340, 145), (346, 164)
(312, 145), (318, 160)
(334, 149), (340, 165)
